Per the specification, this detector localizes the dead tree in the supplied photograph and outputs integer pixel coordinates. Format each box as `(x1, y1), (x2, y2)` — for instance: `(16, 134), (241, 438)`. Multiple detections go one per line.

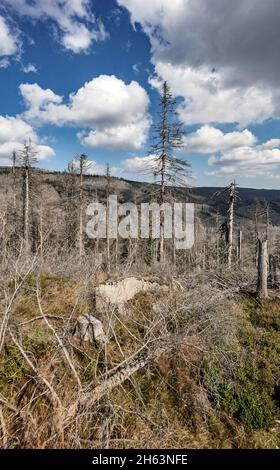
(105, 163), (111, 271)
(150, 81), (190, 263)
(18, 141), (38, 254)
(11, 150), (17, 210)
(213, 182), (236, 268)
(227, 182), (236, 268)
(64, 161), (78, 249)
(78, 153), (88, 258)
(257, 238), (268, 299)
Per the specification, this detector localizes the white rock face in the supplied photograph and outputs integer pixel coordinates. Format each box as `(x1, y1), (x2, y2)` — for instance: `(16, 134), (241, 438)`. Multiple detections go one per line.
(73, 314), (106, 346)
(95, 277), (164, 311)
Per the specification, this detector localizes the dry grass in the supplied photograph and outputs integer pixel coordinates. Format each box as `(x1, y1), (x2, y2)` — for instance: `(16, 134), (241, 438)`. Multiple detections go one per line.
(0, 261), (279, 449)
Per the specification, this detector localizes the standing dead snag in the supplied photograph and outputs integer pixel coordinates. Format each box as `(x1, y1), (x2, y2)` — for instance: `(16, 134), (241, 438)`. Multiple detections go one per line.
(227, 181), (236, 269)
(78, 153), (88, 258)
(105, 163), (111, 272)
(214, 182), (236, 268)
(149, 81), (191, 263)
(257, 238), (268, 299)
(11, 150), (17, 210)
(18, 140), (38, 254)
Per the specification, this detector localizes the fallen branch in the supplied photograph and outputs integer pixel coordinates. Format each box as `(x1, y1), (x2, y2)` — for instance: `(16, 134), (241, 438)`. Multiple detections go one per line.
(65, 340), (170, 422)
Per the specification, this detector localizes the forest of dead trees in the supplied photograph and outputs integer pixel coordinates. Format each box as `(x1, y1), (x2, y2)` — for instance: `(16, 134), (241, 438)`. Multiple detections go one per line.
(0, 82), (280, 449)
(0, 82), (278, 298)
(0, 152), (278, 299)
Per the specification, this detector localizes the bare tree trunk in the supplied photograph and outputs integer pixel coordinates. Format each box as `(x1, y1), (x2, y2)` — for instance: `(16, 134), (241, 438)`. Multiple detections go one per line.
(216, 212), (220, 268)
(227, 182), (235, 269)
(159, 167), (165, 263)
(79, 164), (84, 259)
(257, 238), (268, 299)
(12, 150), (16, 210)
(115, 235), (118, 269)
(79, 204), (84, 258)
(39, 202), (43, 260)
(106, 164), (111, 272)
(94, 189), (100, 261)
(106, 194), (110, 272)
(23, 167), (30, 253)
(19, 141), (38, 255)
(172, 235), (176, 265)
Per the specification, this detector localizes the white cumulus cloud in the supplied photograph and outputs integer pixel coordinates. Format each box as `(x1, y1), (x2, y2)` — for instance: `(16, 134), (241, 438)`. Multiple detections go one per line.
(0, 115), (55, 164)
(119, 0), (280, 126)
(184, 125), (257, 154)
(0, 15), (19, 57)
(20, 75), (151, 151)
(3, 0), (107, 53)
(121, 155), (158, 174)
(206, 140), (280, 179)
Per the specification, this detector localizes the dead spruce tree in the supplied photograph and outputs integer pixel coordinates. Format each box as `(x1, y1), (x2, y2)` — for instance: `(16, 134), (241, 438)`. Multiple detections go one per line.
(257, 238), (268, 299)
(105, 163), (111, 271)
(227, 181), (236, 269)
(214, 182), (236, 268)
(77, 153), (88, 258)
(11, 150), (17, 210)
(150, 81), (190, 263)
(18, 141), (38, 254)
(64, 160), (78, 250)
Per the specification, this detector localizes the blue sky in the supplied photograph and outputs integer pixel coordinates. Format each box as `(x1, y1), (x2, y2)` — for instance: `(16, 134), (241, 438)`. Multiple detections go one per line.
(1, 0), (280, 188)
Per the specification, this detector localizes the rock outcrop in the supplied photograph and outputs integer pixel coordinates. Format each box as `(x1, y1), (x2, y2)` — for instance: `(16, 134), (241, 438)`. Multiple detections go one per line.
(95, 277), (168, 312)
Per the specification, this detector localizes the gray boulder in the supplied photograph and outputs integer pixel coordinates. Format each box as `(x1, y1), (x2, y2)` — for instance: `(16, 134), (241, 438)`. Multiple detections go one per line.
(73, 314), (106, 347)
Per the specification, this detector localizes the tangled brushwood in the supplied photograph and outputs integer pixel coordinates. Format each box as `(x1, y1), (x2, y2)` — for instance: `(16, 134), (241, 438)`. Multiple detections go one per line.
(0, 258), (280, 448)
